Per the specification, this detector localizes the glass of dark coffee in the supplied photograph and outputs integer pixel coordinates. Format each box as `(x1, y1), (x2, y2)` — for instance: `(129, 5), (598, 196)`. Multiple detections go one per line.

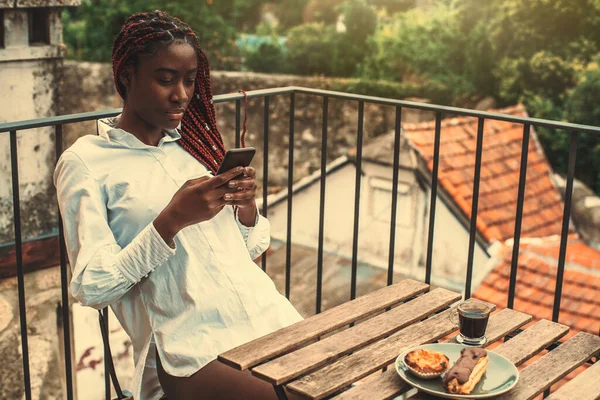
(450, 300), (491, 346)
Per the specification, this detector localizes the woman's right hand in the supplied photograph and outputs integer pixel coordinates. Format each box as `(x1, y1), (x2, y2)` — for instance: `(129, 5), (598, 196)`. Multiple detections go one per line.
(153, 167), (244, 244)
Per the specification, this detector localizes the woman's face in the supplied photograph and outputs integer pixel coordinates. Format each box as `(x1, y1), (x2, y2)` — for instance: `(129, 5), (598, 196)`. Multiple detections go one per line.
(125, 43), (198, 131)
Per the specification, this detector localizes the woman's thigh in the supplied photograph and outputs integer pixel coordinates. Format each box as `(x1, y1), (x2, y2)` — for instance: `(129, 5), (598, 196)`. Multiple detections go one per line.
(156, 350), (305, 400)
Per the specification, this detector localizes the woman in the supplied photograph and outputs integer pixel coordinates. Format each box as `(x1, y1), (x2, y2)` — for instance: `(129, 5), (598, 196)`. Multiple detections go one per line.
(55, 11), (304, 400)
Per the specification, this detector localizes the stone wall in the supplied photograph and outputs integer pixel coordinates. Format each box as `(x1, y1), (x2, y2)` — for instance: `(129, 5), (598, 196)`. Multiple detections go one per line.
(60, 62), (435, 194)
(0, 267), (65, 399)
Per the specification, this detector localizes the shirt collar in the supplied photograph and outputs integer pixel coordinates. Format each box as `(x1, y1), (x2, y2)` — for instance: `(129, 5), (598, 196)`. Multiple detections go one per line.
(97, 115), (182, 149)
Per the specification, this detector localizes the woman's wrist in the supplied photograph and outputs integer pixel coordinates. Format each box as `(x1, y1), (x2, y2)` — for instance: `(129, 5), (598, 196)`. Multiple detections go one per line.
(237, 202), (258, 227)
(154, 207), (182, 246)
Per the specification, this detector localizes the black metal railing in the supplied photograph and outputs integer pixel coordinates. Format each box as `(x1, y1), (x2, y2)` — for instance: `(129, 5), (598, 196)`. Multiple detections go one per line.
(1, 86), (598, 399)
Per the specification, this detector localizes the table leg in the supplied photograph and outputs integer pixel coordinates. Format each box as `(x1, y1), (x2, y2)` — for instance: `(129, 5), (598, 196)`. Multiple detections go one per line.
(273, 384), (289, 400)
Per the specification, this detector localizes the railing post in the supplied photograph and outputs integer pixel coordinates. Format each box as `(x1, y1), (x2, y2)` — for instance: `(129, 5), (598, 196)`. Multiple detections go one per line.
(285, 92), (295, 300)
(56, 124), (75, 400)
(387, 106), (402, 286)
(464, 118), (485, 299)
(262, 96), (270, 272)
(350, 101), (365, 301)
(425, 113), (443, 285)
(235, 99), (241, 148)
(316, 96), (329, 314)
(10, 130), (32, 400)
(553, 133), (579, 322)
(103, 307), (110, 400)
(507, 124), (530, 309)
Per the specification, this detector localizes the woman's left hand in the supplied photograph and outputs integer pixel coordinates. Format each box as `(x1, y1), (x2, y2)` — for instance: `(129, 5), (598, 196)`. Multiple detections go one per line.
(223, 167), (257, 209)
(223, 167), (257, 227)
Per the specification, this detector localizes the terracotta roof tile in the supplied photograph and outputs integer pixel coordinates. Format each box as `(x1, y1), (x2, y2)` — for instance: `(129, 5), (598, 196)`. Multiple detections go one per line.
(474, 237), (600, 339)
(403, 105), (568, 243)
(474, 238), (599, 391)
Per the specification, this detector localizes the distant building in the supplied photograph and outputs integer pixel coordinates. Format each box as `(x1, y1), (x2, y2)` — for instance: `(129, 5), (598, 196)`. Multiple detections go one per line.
(266, 105), (568, 292)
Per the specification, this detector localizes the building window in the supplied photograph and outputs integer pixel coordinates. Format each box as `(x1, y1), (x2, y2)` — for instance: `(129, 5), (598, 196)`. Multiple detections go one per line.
(28, 8), (50, 45)
(0, 10), (5, 48)
(369, 177), (413, 227)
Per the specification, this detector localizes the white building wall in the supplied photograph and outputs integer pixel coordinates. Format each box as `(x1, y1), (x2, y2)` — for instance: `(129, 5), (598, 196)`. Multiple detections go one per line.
(425, 187), (491, 292)
(268, 162), (358, 253)
(267, 160), (491, 293)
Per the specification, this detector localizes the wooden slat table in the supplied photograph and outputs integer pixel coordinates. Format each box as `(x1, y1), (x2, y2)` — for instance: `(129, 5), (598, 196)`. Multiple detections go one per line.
(217, 280), (600, 400)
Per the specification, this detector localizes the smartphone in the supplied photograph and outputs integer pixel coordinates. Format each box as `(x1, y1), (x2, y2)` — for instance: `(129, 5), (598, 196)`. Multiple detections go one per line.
(216, 147), (256, 175)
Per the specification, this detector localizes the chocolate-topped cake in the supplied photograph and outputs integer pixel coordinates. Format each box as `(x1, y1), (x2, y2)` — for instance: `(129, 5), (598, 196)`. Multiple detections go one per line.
(443, 348), (488, 394)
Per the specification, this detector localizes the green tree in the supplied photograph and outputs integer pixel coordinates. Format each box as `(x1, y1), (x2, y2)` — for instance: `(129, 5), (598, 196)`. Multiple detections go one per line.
(62, 7), (86, 60)
(286, 23), (336, 75)
(303, 0), (344, 24)
(360, 0), (600, 192)
(473, 0), (600, 193)
(485, 0), (600, 63)
(280, 0), (377, 77)
(341, 0), (377, 47)
(495, 52), (577, 106)
(564, 64), (600, 192)
(367, 0), (416, 13)
(243, 40), (289, 73)
(332, 0), (377, 76)
(361, 4), (481, 103)
(211, 0), (266, 33)
(63, 0), (239, 69)
(273, 0), (310, 32)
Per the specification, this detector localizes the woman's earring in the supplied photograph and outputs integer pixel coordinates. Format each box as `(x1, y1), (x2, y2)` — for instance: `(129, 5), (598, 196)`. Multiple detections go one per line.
(196, 94), (200, 100)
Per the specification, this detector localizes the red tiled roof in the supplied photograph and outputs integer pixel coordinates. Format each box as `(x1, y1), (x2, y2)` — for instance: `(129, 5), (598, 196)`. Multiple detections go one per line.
(403, 105), (566, 243)
(474, 236), (600, 391)
(474, 236), (600, 339)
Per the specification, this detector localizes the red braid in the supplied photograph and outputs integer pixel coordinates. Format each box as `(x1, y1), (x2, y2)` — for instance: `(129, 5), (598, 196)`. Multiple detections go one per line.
(111, 10), (242, 174)
(238, 90), (249, 148)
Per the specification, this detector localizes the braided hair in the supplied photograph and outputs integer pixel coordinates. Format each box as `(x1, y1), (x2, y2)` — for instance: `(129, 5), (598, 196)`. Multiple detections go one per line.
(112, 10), (229, 173)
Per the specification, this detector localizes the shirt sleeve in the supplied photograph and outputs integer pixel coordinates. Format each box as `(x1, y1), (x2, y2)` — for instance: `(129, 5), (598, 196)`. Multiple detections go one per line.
(54, 151), (176, 310)
(234, 206), (271, 260)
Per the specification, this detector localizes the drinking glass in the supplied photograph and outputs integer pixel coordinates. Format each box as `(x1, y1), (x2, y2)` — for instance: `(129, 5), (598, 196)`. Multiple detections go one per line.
(449, 300), (492, 346)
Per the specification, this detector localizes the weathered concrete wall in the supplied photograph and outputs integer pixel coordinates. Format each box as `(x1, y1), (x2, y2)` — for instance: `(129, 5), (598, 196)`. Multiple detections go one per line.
(0, 8), (64, 244)
(0, 59), (62, 243)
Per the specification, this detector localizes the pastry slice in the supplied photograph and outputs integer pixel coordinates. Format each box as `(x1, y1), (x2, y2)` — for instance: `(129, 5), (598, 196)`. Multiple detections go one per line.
(404, 349), (450, 379)
(443, 347), (488, 394)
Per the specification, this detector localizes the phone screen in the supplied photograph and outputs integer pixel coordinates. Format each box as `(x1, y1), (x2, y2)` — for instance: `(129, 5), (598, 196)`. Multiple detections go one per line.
(216, 147), (256, 175)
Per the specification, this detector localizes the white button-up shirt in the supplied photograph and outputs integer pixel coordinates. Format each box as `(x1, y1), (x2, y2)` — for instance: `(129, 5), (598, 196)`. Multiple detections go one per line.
(54, 117), (303, 400)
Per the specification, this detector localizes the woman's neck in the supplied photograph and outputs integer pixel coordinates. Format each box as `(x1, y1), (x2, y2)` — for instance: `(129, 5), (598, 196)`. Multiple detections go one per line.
(117, 107), (163, 147)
